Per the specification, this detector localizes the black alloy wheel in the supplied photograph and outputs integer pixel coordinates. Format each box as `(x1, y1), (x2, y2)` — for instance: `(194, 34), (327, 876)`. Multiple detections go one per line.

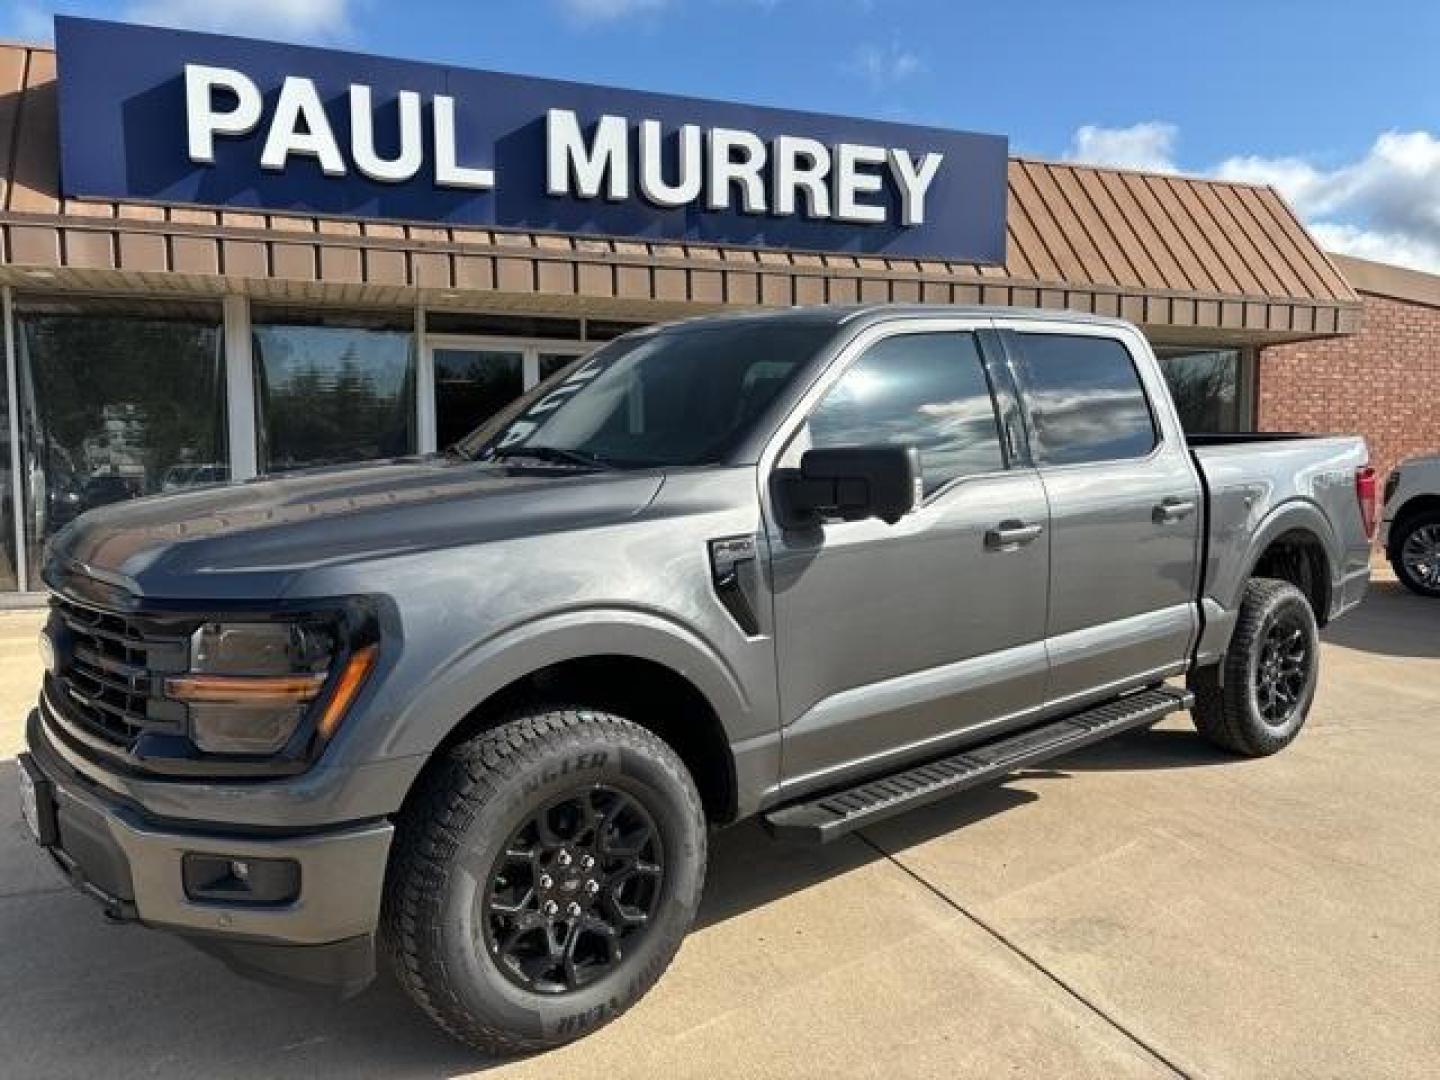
(1253, 612), (1312, 727)
(483, 785), (665, 994)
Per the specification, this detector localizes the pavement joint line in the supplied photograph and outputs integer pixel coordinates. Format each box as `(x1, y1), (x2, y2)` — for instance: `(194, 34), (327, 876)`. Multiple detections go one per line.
(0, 884), (73, 902)
(854, 830), (1194, 1080)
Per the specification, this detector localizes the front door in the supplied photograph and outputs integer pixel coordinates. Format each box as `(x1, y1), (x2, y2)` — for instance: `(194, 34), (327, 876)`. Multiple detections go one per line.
(767, 323), (1052, 794)
(426, 338), (588, 451)
(1000, 324), (1202, 709)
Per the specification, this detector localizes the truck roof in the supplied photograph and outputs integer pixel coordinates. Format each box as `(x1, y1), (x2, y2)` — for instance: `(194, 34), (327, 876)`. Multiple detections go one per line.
(630, 303), (1137, 337)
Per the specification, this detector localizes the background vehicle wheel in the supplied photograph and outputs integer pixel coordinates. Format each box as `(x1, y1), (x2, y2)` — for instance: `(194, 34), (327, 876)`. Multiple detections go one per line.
(1188, 577), (1320, 757)
(382, 707), (707, 1056)
(1389, 511), (1440, 598)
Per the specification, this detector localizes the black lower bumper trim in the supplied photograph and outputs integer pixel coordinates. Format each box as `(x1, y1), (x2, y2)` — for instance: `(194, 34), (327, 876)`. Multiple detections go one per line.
(185, 933), (376, 998)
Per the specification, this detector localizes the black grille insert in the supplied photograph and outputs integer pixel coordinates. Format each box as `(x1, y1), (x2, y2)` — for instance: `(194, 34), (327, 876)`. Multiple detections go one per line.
(48, 596), (192, 750)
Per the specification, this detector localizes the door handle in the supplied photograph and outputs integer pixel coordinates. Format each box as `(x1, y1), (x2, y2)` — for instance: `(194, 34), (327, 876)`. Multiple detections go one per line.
(1153, 498), (1197, 524)
(985, 520), (1044, 549)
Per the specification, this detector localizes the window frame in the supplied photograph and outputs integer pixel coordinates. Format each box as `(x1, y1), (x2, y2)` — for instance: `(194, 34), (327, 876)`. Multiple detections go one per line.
(764, 318), (1012, 509)
(1000, 325), (1166, 470)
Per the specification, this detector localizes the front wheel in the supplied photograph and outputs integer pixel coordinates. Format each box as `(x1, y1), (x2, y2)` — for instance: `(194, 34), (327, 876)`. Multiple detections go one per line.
(1189, 577), (1320, 757)
(1390, 511), (1440, 598)
(382, 707), (707, 1056)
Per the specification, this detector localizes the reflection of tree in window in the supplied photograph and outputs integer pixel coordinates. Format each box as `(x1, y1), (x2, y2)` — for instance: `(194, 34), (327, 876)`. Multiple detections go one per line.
(253, 323), (415, 472)
(1156, 348), (1240, 433)
(808, 333), (1004, 494)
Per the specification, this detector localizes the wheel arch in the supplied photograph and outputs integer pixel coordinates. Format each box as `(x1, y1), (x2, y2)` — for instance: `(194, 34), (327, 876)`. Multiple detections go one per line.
(1233, 500), (1339, 625)
(388, 611), (753, 826)
(1389, 494), (1440, 555)
(1249, 526), (1333, 625)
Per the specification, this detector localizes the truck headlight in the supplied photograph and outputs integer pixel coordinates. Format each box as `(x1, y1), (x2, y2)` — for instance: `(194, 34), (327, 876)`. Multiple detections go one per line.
(164, 621), (377, 756)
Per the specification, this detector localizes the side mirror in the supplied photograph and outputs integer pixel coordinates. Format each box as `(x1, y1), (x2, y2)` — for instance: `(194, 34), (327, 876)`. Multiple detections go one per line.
(773, 445), (922, 530)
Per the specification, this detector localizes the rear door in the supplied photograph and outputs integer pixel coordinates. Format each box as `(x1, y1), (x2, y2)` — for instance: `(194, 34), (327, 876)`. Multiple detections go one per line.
(1000, 322), (1202, 710)
(765, 321), (1051, 793)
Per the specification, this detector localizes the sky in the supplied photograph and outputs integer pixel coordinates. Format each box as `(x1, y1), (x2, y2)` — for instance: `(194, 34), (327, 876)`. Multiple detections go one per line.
(7, 0), (1440, 271)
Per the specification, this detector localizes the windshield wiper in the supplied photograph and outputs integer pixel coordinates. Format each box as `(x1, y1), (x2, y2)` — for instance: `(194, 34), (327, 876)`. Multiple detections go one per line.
(490, 445), (615, 470)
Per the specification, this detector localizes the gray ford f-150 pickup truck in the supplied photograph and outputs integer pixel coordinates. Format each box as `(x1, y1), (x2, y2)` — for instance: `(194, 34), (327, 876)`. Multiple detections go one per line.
(19, 306), (1374, 1054)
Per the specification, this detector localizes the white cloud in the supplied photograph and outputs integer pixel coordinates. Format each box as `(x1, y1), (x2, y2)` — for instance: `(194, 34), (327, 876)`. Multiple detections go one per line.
(1215, 130), (1440, 273)
(1307, 222), (1440, 274)
(1067, 123), (1440, 274)
(1065, 121), (1178, 174)
(850, 41), (925, 88)
(555, 0), (670, 22)
(124, 0), (355, 41)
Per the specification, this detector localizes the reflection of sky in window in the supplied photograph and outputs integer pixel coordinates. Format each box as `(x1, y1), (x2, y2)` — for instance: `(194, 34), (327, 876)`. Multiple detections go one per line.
(1017, 335), (1156, 464)
(810, 334), (1003, 492)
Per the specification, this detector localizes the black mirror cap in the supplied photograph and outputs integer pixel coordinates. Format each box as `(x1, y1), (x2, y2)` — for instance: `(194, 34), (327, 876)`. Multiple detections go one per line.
(774, 445), (921, 529)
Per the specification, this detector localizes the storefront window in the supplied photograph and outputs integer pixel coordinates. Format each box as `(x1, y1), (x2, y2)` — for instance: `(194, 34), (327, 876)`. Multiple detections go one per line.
(15, 295), (227, 583)
(539, 352), (581, 381)
(1155, 346), (1247, 433)
(253, 307), (416, 473)
(433, 348), (525, 449)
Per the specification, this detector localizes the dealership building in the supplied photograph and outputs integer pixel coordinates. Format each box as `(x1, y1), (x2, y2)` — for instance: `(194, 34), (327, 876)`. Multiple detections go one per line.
(0, 18), (1435, 601)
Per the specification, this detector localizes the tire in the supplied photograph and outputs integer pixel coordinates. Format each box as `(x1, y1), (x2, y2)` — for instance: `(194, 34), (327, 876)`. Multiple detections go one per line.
(1389, 510), (1440, 598)
(1188, 577), (1320, 757)
(382, 707), (707, 1056)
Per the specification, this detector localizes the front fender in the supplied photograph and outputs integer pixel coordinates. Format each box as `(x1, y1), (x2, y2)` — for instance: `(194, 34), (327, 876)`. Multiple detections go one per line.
(373, 606), (756, 763)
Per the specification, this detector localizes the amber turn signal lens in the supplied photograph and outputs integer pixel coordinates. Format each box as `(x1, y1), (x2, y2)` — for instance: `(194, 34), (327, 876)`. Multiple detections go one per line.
(164, 671), (328, 703)
(317, 644), (379, 740)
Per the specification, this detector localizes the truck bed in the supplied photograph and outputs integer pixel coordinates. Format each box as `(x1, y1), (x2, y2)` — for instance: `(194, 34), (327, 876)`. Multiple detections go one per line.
(1187, 431), (1373, 663)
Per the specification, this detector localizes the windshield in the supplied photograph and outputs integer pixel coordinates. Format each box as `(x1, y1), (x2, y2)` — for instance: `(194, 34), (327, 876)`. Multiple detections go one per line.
(457, 321), (835, 469)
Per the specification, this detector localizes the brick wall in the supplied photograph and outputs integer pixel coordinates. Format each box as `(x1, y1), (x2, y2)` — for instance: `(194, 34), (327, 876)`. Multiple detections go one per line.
(1259, 292), (1440, 481)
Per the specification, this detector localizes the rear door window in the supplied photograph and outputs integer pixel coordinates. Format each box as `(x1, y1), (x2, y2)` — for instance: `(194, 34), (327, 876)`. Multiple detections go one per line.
(1011, 333), (1157, 465)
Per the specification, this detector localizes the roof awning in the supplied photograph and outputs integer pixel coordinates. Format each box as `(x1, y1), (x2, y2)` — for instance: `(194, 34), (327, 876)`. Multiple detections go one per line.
(0, 42), (1359, 343)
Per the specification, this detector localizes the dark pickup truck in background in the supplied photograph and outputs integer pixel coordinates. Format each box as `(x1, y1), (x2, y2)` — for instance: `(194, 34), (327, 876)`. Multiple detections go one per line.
(19, 306), (1373, 1054)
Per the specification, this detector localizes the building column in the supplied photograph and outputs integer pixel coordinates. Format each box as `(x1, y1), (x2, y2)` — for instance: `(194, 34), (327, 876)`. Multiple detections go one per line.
(415, 300), (436, 454)
(223, 294), (259, 481)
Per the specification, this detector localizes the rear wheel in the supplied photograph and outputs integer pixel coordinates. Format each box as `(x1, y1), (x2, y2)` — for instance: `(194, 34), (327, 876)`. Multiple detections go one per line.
(1390, 511), (1440, 598)
(382, 707), (707, 1056)
(1189, 577), (1320, 757)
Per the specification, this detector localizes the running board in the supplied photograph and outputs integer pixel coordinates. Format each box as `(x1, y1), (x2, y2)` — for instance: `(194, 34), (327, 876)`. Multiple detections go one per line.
(763, 686), (1193, 844)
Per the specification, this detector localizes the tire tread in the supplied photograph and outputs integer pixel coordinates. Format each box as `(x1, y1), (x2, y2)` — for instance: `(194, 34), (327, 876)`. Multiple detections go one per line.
(1190, 577), (1316, 757)
(381, 707), (702, 1056)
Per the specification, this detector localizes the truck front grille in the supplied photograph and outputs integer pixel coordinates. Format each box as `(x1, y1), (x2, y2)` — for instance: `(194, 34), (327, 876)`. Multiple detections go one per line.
(46, 595), (192, 751)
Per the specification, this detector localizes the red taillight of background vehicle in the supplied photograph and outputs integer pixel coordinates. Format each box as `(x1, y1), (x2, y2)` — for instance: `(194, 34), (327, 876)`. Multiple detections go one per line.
(1355, 465), (1378, 539)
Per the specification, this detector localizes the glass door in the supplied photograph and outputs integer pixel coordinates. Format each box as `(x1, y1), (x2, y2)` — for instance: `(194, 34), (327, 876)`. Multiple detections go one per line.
(423, 336), (588, 452)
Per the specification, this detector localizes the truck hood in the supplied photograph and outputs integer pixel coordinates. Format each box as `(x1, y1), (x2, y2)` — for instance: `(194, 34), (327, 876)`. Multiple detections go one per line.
(45, 457), (665, 601)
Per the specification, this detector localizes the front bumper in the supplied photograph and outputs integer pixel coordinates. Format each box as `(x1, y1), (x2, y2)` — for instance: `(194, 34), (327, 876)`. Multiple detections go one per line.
(22, 710), (394, 994)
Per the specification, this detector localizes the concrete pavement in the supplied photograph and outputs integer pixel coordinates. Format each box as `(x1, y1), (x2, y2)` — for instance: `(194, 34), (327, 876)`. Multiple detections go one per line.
(1, 577), (1436, 1078)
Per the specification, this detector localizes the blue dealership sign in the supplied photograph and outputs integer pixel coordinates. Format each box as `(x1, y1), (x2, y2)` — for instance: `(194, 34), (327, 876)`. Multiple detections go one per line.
(55, 17), (1008, 263)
